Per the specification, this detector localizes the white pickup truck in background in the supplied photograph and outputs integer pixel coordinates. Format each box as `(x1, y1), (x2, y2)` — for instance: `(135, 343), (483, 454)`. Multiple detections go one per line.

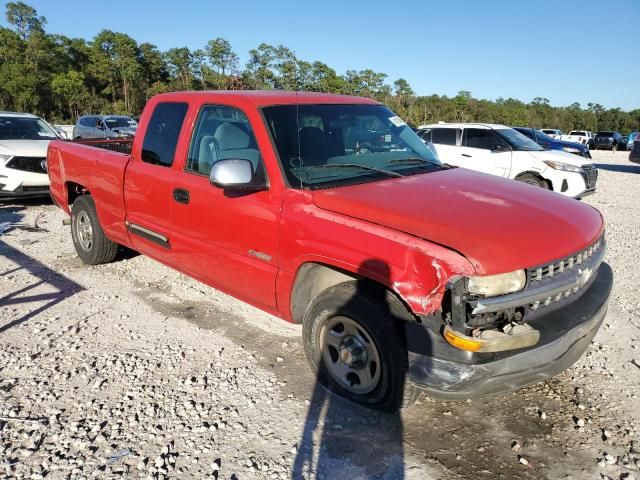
(560, 130), (594, 148)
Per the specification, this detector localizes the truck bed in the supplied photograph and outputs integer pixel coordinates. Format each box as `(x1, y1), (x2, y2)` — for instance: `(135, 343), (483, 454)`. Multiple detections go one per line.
(47, 139), (132, 246)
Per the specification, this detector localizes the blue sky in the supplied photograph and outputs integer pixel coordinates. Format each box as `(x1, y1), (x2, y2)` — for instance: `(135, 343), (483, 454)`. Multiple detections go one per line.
(7, 0), (639, 110)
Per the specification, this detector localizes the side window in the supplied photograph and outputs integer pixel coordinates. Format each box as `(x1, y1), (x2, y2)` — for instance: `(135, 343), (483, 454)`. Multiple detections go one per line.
(463, 128), (500, 150)
(79, 117), (91, 127)
(141, 102), (188, 167)
(431, 128), (458, 146)
(186, 105), (263, 178)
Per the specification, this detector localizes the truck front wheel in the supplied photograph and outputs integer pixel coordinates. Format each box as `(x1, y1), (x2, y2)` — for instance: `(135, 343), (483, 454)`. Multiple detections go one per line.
(71, 195), (118, 265)
(302, 282), (419, 411)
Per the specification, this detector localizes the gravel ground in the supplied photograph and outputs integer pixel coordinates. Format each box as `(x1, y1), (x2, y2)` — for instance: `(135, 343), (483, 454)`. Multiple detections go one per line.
(1, 149), (639, 480)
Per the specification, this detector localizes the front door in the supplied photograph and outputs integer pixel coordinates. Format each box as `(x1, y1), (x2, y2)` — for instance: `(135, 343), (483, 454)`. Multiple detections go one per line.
(170, 104), (281, 312)
(459, 128), (512, 177)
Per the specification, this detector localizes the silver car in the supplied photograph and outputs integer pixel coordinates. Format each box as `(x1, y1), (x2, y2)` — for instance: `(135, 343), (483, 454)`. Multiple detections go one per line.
(73, 115), (137, 140)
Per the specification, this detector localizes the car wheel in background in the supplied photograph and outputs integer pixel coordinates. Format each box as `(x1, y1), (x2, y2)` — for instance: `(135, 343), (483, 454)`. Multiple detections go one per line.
(516, 173), (549, 189)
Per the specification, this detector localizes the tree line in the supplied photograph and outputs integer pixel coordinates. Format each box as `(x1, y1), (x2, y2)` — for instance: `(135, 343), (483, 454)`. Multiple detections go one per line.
(1, 1), (638, 132)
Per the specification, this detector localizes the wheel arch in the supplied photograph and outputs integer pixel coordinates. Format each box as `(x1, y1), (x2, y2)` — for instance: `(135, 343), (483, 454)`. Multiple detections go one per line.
(66, 181), (90, 207)
(289, 261), (416, 325)
(515, 170), (552, 190)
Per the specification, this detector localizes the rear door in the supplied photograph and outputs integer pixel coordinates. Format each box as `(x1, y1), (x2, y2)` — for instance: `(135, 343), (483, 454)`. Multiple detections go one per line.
(428, 127), (461, 164)
(123, 101), (189, 262)
(459, 128), (511, 177)
(169, 103), (281, 312)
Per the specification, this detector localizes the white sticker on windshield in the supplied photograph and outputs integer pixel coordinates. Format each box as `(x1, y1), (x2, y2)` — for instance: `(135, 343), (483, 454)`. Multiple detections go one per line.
(388, 116), (406, 127)
(38, 132), (57, 138)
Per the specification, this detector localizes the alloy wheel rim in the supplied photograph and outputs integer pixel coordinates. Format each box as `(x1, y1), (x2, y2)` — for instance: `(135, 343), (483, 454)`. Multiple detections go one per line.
(75, 211), (93, 251)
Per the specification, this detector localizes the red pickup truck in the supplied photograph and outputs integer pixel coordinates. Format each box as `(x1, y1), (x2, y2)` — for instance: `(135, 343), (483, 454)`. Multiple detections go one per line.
(47, 91), (612, 410)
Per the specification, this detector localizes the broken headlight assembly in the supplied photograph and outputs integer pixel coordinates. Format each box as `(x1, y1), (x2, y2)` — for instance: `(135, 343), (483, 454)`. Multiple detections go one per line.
(466, 270), (526, 297)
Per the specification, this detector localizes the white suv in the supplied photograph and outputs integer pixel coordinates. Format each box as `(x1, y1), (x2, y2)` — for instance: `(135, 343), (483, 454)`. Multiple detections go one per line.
(417, 123), (597, 198)
(0, 112), (61, 197)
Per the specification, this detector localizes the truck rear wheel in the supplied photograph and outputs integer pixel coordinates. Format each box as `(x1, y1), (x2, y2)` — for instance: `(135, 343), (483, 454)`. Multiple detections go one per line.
(71, 195), (118, 265)
(302, 282), (419, 411)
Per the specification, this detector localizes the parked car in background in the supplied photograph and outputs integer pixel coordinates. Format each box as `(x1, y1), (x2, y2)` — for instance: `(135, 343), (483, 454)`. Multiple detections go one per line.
(418, 123), (597, 198)
(560, 130), (594, 149)
(541, 128), (563, 139)
(626, 132), (639, 150)
(593, 131), (625, 151)
(630, 136), (640, 164)
(47, 91), (612, 408)
(514, 127), (591, 159)
(0, 112), (61, 197)
(73, 115), (138, 140)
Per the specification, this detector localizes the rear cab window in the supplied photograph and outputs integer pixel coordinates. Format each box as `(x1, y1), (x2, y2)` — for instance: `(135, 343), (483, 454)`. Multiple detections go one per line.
(141, 102), (189, 167)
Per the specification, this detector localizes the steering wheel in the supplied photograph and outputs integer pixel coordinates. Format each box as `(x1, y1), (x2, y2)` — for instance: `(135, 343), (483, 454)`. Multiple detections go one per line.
(355, 143), (372, 155)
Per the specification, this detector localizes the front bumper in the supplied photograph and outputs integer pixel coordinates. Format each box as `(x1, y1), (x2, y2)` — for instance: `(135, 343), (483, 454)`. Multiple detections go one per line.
(405, 262), (613, 400)
(0, 167), (50, 197)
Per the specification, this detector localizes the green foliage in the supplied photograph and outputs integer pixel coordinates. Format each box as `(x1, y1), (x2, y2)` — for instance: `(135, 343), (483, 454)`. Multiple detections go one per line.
(0, 1), (637, 130)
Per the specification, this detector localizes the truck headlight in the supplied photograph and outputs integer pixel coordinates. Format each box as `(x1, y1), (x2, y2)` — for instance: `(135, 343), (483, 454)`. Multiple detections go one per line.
(543, 160), (583, 173)
(562, 146), (581, 154)
(467, 270), (526, 297)
(0, 153), (13, 164)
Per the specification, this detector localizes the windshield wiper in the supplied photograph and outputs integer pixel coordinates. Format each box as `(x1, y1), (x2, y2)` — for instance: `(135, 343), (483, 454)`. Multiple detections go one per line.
(385, 157), (443, 168)
(304, 163), (403, 178)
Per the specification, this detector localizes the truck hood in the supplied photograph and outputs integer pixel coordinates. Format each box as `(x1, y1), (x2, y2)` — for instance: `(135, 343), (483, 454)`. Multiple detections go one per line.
(525, 149), (588, 166)
(311, 168), (604, 275)
(0, 140), (51, 157)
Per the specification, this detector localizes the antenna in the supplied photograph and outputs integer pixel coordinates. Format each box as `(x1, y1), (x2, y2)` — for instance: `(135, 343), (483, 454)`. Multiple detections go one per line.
(294, 49), (303, 189)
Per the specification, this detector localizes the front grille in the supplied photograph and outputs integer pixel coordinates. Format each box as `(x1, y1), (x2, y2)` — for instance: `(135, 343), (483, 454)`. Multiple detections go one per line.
(581, 164), (598, 189)
(21, 185), (49, 192)
(529, 235), (604, 283)
(6, 156), (47, 173)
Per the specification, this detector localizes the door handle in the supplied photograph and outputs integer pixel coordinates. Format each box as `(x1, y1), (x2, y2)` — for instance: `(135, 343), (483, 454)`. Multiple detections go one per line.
(462, 153), (472, 158)
(172, 188), (190, 204)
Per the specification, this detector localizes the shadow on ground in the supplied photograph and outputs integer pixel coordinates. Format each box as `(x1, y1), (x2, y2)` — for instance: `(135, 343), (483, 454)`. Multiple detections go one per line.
(0, 240), (84, 333)
(594, 163), (640, 174)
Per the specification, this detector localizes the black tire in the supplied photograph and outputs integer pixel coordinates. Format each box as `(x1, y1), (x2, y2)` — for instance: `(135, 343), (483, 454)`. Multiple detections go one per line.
(516, 173), (548, 189)
(302, 282), (419, 411)
(71, 195), (118, 265)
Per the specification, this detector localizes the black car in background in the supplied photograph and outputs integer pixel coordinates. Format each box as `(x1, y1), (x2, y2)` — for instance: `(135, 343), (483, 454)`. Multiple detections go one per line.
(593, 131), (625, 151)
(514, 127), (591, 158)
(630, 136), (640, 164)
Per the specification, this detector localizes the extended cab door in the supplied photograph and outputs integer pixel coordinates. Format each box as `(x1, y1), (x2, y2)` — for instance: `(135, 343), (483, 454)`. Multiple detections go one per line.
(123, 101), (189, 261)
(459, 128), (511, 177)
(169, 104), (281, 312)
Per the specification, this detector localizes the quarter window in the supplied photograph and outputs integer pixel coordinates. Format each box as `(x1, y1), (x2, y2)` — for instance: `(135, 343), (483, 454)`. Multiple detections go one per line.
(186, 105), (263, 178)
(141, 102), (188, 167)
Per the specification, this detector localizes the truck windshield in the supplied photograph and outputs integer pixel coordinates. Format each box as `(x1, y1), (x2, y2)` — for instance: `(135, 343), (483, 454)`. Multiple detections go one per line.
(494, 128), (544, 151)
(262, 104), (441, 188)
(0, 116), (58, 141)
(570, 131), (586, 136)
(596, 131), (614, 137)
(105, 117), (136, 128)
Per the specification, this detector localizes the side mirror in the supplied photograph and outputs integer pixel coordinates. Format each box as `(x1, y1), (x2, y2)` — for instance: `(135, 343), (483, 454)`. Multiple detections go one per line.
(209, 159), (265, 191)
(492, 144), (509, 153)
(96, 122), (105, 130)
